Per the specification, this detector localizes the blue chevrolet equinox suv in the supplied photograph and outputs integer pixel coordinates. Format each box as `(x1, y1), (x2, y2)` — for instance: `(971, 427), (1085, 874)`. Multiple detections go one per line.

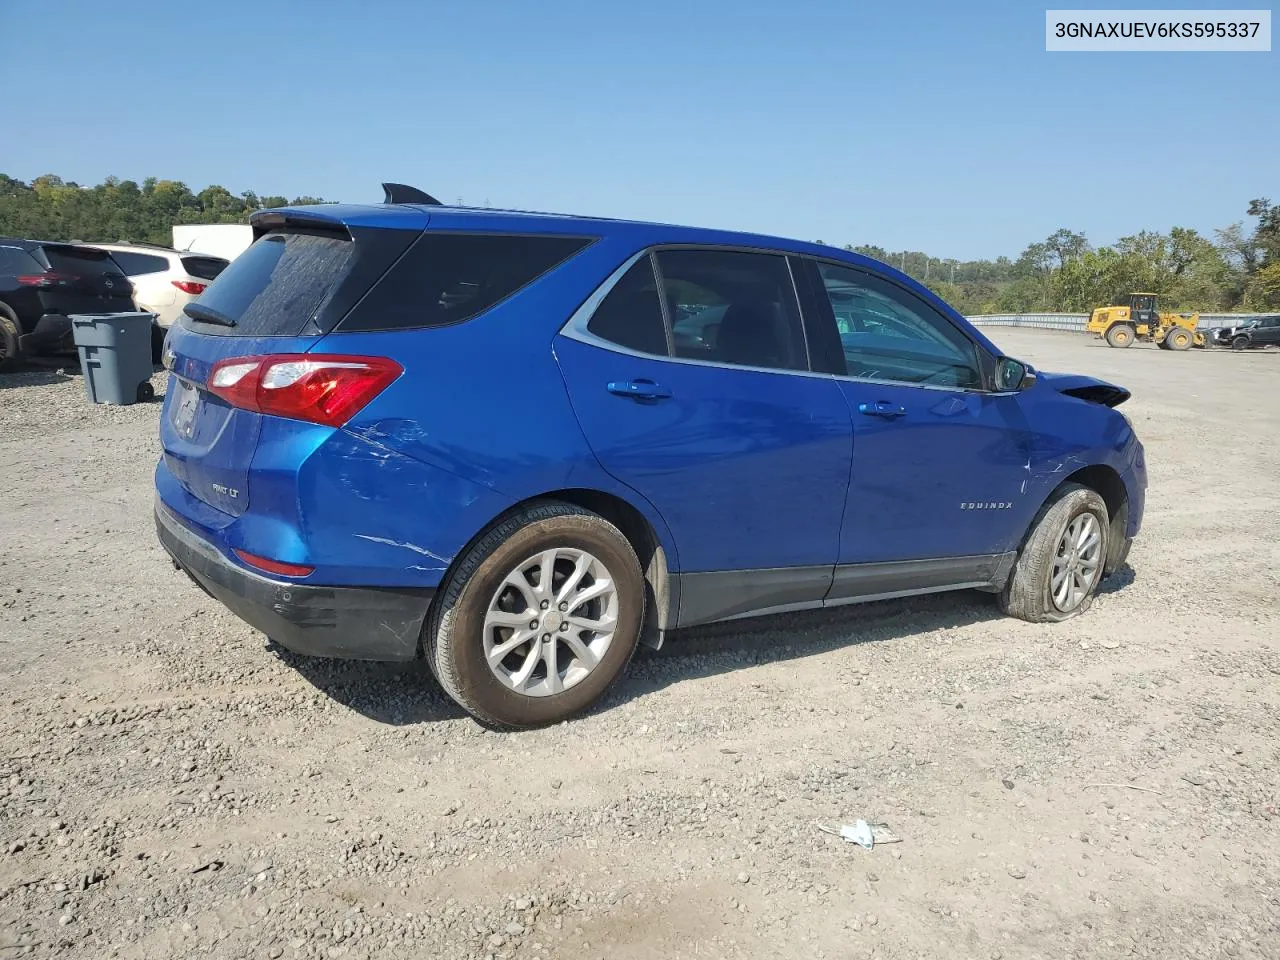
(155, 185), (1146, 727)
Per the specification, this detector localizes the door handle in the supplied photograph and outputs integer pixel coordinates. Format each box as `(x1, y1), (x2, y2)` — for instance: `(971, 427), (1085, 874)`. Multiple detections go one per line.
(858, 400), (907, 420)
(607, 379), (672, 401)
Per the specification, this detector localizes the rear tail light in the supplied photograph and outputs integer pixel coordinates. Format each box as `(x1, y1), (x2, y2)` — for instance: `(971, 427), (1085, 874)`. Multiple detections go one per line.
(233, 549), (315, 578)
(207, 354), (403, 427)
(16, 271), (78, 287)
(172, 280), (207, 295)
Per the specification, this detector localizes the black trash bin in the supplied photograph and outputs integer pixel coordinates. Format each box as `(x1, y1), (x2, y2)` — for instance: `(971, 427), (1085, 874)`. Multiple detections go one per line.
(71, 313), (157, 405)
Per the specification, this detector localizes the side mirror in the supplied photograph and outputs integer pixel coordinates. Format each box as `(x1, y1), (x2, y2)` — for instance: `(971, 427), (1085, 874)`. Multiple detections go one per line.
(995, 357), (1036, 392)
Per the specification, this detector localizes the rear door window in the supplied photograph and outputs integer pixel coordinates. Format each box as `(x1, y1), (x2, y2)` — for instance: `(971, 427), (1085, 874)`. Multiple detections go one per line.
(585, 256), (670, 356)
(181, 256), (229, 281)
(187, 231), (354, 336)
(655, 249), (808, 371)
(110, 251), (170, 275)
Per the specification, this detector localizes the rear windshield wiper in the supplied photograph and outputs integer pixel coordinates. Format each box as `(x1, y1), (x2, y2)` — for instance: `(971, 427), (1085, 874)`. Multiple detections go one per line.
(183, 302), (237, 327)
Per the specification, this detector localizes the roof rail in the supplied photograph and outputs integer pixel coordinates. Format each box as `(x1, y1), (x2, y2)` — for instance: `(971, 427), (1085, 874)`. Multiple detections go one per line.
(382, 182), (442, 206)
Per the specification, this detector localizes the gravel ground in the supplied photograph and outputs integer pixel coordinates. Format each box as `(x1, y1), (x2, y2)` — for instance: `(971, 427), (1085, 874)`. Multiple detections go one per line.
(1, 331), (1277, 960)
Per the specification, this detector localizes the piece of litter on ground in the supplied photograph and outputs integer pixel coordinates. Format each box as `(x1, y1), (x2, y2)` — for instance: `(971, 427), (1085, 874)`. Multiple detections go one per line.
(841, 821), (875, 848)
(817, 820), (901, 848)
(869, 824), (900, 844)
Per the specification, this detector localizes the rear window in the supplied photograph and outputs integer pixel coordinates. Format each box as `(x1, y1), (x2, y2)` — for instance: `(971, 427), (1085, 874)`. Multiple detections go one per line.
(186, 231), (353, 337)
(110, 251), (170, 275)
(42, 245), (124, 277)
(0, 246), (43, 275)
(181, 255), (229, 281)
(340, 233), (593, 331)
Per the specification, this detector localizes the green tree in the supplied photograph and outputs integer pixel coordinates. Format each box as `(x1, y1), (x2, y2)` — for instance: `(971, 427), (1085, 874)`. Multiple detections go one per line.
(0, 173), (327, 246)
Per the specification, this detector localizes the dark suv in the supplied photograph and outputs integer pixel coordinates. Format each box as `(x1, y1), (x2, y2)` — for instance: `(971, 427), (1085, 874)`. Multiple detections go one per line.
(0, 239), (136, 370)
(1212, 316), (1280, 350)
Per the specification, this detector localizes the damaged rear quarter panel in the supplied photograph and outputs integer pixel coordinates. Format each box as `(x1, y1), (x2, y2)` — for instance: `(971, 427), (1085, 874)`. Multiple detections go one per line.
(293, 428), (517, 589)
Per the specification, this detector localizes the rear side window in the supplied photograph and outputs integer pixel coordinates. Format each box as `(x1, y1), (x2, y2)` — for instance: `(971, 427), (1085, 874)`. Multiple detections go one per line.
(0, 246), (43, 275)
(656, 249), (808, 371)
(110, 251), (170, 275)
(181, 256), (228, 281)
(586, 257), (669, 356)
(188, 231), (353, 336)
(41, 245), (124, 277)
(340, 233), (592, 332)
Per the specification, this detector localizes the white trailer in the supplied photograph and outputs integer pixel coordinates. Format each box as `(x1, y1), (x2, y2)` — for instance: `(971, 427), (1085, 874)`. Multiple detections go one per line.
(171, 224), (254, 262)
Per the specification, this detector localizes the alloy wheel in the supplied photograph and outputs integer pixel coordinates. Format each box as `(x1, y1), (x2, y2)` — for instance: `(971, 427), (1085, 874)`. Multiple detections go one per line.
(1050, 513), (1103, 612)
(482, 547), (619, 697)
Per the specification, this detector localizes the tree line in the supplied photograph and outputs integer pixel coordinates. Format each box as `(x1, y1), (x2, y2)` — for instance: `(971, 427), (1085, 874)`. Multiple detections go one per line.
(2, 174), (1277, 314)
(829, 198), (1278, 315)
(0, 174), (323, 250)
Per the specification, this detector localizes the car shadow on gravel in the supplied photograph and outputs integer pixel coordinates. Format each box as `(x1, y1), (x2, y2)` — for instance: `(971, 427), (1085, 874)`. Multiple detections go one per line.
(270, 646), (467, 725)
(1097, 563), (1136, 595)
(0, 358), (81, 388)
(272, 576), (1135, 727)
(0, 371), (74, 389)
(595, 589), (1013, 716)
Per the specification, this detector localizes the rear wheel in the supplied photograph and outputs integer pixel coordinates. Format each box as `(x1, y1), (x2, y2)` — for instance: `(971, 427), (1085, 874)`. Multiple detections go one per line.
(1165, 327), (1193, 351)
(426, 502), (644, 728)
(1105, 324), (1135, 348)
(1232, 336), (1250, 351)
(0, 304), (21, 373)
(1000, 483), (1109, 623)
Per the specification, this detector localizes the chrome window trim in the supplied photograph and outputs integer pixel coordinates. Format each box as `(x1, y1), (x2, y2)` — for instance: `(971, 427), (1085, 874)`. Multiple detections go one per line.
(559, 245), (1007, 395)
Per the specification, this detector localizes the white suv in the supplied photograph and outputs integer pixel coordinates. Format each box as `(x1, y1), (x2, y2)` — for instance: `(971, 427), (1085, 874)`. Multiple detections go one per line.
(87, 244), (229, 328)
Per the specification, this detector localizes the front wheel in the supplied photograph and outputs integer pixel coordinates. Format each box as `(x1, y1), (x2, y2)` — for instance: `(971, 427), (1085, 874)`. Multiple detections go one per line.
(1105, 324), (1135, 348)
(1165, 328), (1193, 351)
(426, 502), (644, 728)
(1000, 483), (1110, 623)
(1232, 336), (1250, 351)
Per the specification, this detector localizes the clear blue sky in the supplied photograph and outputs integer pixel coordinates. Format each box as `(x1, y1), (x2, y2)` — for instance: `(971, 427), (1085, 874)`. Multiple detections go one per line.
(1, 0), (1275, 259)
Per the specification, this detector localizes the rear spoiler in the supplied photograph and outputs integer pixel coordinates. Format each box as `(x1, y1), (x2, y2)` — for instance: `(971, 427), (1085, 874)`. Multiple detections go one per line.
(248, 198), (433, 239)
(249, 209), (352, 240)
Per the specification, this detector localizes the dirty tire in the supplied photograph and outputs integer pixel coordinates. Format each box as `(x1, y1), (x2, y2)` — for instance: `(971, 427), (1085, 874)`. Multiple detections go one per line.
(0, 304), (21, 373)
(1231, 336), (1250, 351)
(425, 502), (644, 729)
(1165, 328), (1192, 351)
(1105, 324), (1135, 348)
(1000, 483), (1110, 624)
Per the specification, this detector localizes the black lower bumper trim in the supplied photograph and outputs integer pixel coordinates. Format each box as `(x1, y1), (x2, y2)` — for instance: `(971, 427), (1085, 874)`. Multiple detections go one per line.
(155, 500), (433, 662)
(19, 313), (74, 353)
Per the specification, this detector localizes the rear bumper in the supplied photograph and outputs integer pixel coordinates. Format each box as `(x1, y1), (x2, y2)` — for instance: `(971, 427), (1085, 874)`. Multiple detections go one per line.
(155, 498), (433, 662)
(18, 313), (74, 353)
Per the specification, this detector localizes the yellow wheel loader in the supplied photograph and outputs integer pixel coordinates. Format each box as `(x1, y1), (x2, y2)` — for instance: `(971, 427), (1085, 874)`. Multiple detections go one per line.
(1086, 293), (1205, 350)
